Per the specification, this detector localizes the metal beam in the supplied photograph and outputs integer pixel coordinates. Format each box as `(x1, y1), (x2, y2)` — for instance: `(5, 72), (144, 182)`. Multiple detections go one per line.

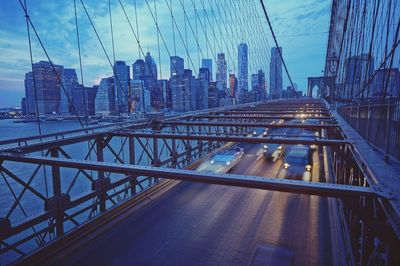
(0, 153), (378, 199)
(164, 120), (339, 129)
(212, 110), (331, 116)
(189, 114), (334, 120)
(113, 131), (349, 146)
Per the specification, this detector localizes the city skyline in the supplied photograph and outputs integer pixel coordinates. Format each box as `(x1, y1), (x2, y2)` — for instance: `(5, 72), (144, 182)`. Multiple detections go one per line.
(20, 42), (270, 116)
(0, 0), (331, 107)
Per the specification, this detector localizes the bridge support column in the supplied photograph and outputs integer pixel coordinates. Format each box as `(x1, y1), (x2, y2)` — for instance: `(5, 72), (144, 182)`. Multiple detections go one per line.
(152, 136), (161, 183)
(186, 125), (192, 165)
(96, 137), (107, 213)
(171, 126), (178, 168)
(198, 126), (203, 158)
(129, 136), (135, 165)
(130, 176), (137, 195)
(50, 148), (64, 237)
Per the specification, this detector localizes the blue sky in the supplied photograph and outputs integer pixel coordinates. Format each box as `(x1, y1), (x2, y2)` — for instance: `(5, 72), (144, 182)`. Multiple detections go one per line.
(0, 0), (331, 107)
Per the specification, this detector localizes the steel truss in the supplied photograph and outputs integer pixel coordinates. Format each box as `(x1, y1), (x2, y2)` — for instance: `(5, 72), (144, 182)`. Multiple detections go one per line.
(0, 99), (399, 265)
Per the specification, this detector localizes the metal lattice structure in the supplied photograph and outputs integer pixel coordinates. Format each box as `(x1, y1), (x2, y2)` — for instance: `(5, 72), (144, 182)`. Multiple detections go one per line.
(1, 99), (399, 265)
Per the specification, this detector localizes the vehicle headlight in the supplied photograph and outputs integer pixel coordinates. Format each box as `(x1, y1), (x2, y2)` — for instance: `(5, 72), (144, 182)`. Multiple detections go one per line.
(226, 161), (231, 165)
(253, 131), (257, 135)
(278, 145), (283, 150)
(210, 160), (214, 164)
(284, 163), (289, 169)
(305, 164), (312, 171)
(277, 150), (282, 154)
(263, 132), (267, 136)
(263, 145), (268, 149)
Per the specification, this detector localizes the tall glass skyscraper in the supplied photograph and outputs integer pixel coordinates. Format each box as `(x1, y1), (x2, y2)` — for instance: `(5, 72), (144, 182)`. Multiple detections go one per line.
(238, 43), (248, 96)
(270, 47), (283, 99)
(60, 69), (79, 115)
(143, 52), (161, 109)
(198, 68), (210, 110)
(114, 61), (130, 113)
(132, 59), (145, 80)
(24, 61), (64, 116)
(95, 77), (115, 115)
(216, 53), (227, 92)
(170, 56), (184, 76)
(201, 59), (213, 81)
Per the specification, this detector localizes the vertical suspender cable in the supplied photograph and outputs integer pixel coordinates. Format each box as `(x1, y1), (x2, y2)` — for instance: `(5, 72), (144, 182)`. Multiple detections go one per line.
(24, 0), (49, 198)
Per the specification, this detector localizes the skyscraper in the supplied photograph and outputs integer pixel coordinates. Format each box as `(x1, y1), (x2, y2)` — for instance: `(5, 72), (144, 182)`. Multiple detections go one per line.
(270, 47), (283, 99)
(130, 79), (146, 112)
(229, 73), (238, 98)
(95, 77), (115, 115)
(198, 68), (210, 110)
(70, 84), (88, 116)
(132, 59), (145, 80)
(238, 43), (248, 96)
(170, 56), (184, 77)
(114, 61), (130, 114)
(208, 81), (218, 108)
(216, 53), (227, 92)
(24, 71), (35, 115)
(24, 61), (64, 116)
(251, 70), (266, 101)
(143, 52), (161, 109)
(202, 59), (213, 81)
(157, 79), (169, 109)
(258, 69), (266, 101)
(344, 54), (374, 99)
(60, 69), (79, 115)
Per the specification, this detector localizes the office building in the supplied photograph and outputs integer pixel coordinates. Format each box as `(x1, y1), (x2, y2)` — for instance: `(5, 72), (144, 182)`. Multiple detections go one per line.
(95, 77), (115, 115)
(114, 61), (130, 113)
(344, 54), (374, 99)
(170, 56), (185, 77)
(270, 47), (283, 99)
(229, 73), (238, 98)
(251, 70), (266, 101)
(24, 61), (64, 115)
(238, 43), (248, 96)
(60, 68), (79, 115)
(216, 53), (227, 92)
(202, 59), (213, 81)
(132, 59), (145, 80)
(198, 68), (210, 110)
(208, 81), (218, 108)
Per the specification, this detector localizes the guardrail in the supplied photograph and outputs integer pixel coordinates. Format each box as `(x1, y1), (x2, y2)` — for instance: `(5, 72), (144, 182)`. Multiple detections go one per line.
(337, 99), (400, 161)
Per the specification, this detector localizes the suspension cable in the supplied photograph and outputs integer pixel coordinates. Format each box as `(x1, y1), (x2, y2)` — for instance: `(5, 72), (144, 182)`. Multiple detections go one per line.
(259, 0), (297, 94)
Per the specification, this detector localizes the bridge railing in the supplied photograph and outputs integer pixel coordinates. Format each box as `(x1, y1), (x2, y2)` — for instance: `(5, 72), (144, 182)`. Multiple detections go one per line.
(0, 127), (228, 264)
(337, 99), (400, 161)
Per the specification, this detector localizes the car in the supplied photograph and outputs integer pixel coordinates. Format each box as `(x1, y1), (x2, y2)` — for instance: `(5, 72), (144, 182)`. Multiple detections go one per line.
(301, 130), (319, 150)
(263, 143), (285, 160)
(252, 128), (265, 136)
(283, 145), (312, 179)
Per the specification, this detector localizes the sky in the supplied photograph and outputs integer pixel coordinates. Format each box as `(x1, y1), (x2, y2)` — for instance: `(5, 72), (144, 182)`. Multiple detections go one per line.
(0, 0), (331, 107)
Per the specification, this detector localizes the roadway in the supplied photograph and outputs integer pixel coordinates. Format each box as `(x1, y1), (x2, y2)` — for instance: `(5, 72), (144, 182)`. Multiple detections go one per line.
(62, 128), (334, 266)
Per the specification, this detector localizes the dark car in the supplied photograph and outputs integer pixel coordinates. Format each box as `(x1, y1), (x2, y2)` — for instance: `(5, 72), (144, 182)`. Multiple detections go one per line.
(263, 143), (285, 160)
(283, 145), (312, 179)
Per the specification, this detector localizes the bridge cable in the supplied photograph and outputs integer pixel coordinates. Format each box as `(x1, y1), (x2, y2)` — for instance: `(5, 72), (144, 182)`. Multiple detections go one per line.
(259, 0), (297, 94)
(18, 0), (88, 131)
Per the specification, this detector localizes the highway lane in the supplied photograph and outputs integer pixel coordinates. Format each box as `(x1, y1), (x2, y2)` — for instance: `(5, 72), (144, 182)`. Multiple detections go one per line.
(64, 131), (334, 266)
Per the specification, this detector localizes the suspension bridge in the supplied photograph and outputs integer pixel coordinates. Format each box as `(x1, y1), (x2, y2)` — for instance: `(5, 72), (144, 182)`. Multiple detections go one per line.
(1, 0), (400, 265)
